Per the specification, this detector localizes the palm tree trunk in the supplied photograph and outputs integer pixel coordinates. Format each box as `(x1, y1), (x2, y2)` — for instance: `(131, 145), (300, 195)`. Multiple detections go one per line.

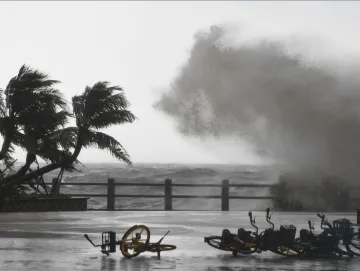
(1, 153), (36, 184)
(3, 132), (83, 188)
(0, 135), (12, 160)
(4, 162), (61, 187)
(0, 116), (16, 161)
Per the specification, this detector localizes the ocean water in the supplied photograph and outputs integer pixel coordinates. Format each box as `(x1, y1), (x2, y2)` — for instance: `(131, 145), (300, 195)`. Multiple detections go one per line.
(25, 163), (279, 211)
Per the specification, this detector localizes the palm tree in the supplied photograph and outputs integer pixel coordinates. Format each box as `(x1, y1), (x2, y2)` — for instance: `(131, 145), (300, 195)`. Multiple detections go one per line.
(0, 65), (72, 183)
(3, 81), (135, 189)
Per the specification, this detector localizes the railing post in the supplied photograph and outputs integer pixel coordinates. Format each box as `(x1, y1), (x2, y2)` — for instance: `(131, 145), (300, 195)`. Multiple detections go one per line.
(107, 178), (115, 211)
(221, 179), (229, 211)
(164, 179), (172, 211)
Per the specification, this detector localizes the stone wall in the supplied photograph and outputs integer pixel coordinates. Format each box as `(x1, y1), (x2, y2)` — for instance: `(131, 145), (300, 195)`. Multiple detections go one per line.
(0, 197), (89, 212)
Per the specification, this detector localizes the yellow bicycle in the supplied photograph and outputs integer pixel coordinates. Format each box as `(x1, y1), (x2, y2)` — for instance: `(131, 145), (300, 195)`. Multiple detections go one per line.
(84, 224), (176, 259)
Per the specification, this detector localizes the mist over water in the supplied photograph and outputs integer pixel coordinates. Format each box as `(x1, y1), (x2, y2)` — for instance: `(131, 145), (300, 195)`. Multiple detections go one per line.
(154, 25), (360, 183)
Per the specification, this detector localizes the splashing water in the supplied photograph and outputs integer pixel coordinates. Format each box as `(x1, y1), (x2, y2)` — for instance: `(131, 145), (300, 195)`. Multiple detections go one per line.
(154, 25), (360, 210)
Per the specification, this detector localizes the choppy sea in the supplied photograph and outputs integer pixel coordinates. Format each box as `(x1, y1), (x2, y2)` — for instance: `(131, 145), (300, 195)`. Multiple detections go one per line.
(28, 163), (279, 211)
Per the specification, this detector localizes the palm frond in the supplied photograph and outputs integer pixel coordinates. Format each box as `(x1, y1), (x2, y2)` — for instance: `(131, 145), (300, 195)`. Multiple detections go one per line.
(12, 131), (29, 151)
(73, 81), (133, 130)
(88, 110), (135, 129)
(82, 129), (131, 165)
(6, 65), (59, 94)
(10, 88), (67, 119)
(17, 110), (71, 135)
(38, 146), (72, 164)
(48, 127), (79, 150)
(84, 91), (130, 119)
(83, 81), (122, 96)
(72, 95), (85, 126)
(5, 65), (62, 120)
(84, 82), (126, 109)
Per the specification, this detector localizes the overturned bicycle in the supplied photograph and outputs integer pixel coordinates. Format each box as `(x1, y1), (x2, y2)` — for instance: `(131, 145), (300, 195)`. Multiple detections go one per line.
(84, 224), (176, 259)
(204, 208), (360, 258)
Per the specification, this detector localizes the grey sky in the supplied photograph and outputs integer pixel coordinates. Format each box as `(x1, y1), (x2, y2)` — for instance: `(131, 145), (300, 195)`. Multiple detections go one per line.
(0, 1), (359, 164)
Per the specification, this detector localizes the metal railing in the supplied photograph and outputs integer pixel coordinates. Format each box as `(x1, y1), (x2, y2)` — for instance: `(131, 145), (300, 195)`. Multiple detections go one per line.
(48, 178), (275, 211)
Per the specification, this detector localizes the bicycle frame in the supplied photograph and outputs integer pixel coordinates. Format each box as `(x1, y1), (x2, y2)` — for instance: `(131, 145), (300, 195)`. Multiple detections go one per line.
(294, 213), (353, 257)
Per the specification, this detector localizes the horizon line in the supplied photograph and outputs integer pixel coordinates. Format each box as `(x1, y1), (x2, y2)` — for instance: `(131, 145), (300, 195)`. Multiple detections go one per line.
(9, 161), (275, 166)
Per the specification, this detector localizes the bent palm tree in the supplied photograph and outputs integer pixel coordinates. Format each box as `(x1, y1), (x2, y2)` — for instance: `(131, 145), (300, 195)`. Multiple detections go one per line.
(0, 65), (72, 184)
(3, 81), (135, 188)
(69, 81), (134, 164)
(0, 65), (67, 163)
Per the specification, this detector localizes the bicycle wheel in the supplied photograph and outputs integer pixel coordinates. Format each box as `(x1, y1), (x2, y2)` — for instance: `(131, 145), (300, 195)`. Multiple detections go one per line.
(148, 244), (177, 252)
(204, 236), (257, 255)
(204, 236), (235, 252)
(235, 245), (258, 255)
(120, 225), (151, 258)
(345, 232), (360, 256)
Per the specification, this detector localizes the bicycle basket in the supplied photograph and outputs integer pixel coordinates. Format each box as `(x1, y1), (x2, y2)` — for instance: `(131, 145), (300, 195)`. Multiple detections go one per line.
(279, 225), (296, 245)
(333, 219), (353, 234)
(102, 231), (117, 253)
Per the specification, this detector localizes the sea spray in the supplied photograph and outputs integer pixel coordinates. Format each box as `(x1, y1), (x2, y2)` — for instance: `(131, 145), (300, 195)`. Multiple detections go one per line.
(154, 25), (360, 211)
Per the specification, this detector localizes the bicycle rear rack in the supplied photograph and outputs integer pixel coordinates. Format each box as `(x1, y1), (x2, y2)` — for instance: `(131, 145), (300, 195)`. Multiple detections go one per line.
(333, 219), (353, 234)
(84, 231), (117, 256)
(102, 231), (117, 253)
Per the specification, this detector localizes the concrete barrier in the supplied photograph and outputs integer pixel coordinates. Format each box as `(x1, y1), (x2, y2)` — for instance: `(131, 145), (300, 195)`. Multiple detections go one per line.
(0, 197), (89, 212)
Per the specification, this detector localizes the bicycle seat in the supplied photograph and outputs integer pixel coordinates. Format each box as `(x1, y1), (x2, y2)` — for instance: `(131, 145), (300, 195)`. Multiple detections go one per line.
(238, 228), (252, 239)
(221, 229), (237, 244)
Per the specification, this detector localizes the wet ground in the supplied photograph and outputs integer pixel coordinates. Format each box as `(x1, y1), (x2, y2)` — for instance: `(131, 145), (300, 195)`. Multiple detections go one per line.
(0, 211), (359, 270)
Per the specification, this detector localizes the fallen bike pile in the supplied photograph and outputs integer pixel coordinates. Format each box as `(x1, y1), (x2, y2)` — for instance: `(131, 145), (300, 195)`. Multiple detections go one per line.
(204, 208), (360, 258)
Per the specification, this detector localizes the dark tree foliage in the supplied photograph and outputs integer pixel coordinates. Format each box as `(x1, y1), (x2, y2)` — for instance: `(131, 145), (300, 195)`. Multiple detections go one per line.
(0, 65), (135, 195)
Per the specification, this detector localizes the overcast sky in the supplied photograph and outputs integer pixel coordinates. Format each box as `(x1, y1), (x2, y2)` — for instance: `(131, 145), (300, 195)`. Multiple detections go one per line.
(0, 1), (359, 165)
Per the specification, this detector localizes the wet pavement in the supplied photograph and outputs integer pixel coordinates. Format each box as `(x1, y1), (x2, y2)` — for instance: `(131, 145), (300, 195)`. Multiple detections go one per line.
(0, 211), (359, 270)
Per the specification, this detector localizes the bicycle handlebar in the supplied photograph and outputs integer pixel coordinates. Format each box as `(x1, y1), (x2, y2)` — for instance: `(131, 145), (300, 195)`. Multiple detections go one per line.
(317, 213), (333, 230)
(84, 234), (91, 242)
(265, 208), (274, 229)
(248, 211), (258, 234)
(84, 234), (101, 247)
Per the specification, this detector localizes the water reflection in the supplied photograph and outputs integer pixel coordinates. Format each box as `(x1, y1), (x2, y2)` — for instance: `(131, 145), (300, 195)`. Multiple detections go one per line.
(120, 257), (152, 271)
(204, 254), (359, 271)
(100, 256), (117, 271)
(109, 254), (360, 271)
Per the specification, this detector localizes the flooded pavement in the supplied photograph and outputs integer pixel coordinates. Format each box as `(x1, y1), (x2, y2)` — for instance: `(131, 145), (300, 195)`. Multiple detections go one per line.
(0, 211), (359, 270)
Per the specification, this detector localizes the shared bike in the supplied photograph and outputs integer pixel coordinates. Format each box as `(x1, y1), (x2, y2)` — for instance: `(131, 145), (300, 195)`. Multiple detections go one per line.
(84, 224), (176, 259)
